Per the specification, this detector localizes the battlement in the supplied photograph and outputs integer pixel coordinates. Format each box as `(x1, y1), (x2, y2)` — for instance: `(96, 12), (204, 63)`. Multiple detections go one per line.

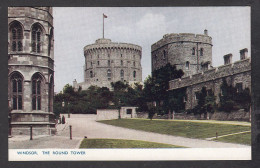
(152, 32), (212, 52)
(169, 57), (251, 90)
(84, 38), (142, 52)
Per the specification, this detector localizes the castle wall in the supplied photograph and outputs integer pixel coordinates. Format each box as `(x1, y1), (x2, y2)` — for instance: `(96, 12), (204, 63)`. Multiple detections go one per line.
(169, 58), (251, 110)
(152, 33), (212, 76)
(75, 38), (142, 90)
(8, 7), (55, 135)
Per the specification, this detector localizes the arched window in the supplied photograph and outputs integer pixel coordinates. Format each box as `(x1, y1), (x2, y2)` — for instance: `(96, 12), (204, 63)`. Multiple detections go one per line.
(32, 73), (42, 110)
(185, 61), (190, 70)
(107, 69), (111, 80)
(10, 21), (23, 52)
(48, 28), (53, 56)
(31, 24), (43, 53)
(90, 71), (93, 78)
(192, 47), (195, 55)
(108, 60), (111, 66)
(121, 60), (123, 66)
(163, 50), (166, 59)
(120, 69), (124, 81)
(200, 48), (204, 56)
(133, 61), (136, 67)
(48, 75), (54, 112)
(133, 71), (136, 78)
(10, 73), (23, 110)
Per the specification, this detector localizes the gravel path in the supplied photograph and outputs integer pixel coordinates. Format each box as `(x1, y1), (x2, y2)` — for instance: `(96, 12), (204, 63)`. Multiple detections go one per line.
(62, 114), (250, 148)
(9, 114), (251, 148)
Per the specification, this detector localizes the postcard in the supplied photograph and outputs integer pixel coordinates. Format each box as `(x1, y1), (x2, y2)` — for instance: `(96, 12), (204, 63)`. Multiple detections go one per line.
(8, 7), (251, 161)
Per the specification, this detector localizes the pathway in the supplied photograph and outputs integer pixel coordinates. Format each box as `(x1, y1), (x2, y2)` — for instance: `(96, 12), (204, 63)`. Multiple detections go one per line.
(9, 114), (251, 148)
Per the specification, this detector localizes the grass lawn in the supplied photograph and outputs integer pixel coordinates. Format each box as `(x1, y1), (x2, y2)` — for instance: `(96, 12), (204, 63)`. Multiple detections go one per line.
(98, 119), (251, 139)
(79, 138), (184, 148)
(214, 132), (251, 145)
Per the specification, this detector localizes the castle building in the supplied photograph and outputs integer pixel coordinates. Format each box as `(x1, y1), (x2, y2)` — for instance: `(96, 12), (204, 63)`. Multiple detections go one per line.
(169, 49), (251, 110)
(8, 7), (56, 135)
(151, 30), (212, 76)
(73, 38), (142, 90)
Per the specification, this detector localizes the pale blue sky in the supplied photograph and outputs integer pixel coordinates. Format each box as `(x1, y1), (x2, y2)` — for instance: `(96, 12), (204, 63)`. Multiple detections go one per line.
(53, 7), (250, 92)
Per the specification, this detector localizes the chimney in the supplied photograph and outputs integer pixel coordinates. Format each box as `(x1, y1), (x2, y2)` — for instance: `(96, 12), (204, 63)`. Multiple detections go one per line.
(73, 79), (77, 87)
(204, 29), (208, 35)
(223, 54), (233, 65)
(240, 48), (248, 60)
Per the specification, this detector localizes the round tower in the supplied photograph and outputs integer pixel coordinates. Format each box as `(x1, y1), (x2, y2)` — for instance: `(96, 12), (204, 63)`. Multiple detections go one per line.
(81, 38), (142, 89)
(151, 30), (213, 76)
(8, 7), (55, 135)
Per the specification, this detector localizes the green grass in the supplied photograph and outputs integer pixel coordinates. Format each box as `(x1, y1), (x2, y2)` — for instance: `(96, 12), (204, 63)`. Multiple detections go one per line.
(98, 119), (251, 139)
(214, 132), (251, 145)
(79, 138), (184, 148)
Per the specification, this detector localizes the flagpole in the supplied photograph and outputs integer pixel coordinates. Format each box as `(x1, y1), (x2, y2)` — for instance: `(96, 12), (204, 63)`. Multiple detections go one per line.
(103, 14), (104, 38)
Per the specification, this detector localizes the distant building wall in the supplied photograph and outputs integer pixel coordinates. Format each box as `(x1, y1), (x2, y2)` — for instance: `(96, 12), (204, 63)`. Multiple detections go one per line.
(151, 30), (212, 77)
(169, 53), (251, 110)
(74, 38), (142, 90)
(96, 107), (137, 120)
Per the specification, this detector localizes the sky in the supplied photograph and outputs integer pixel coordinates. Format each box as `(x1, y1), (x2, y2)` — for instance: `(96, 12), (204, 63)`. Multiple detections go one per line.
(53, 7), (250, 93)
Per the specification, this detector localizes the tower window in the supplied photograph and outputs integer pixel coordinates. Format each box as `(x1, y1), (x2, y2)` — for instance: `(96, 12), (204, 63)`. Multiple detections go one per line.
(121, 60), (123, 66)
(163, 50), (166, 59)
(97, 61), (100, 66)
(133, 71), (136, 79)
(133, 61), (136, 67)
(32, 73), (42, 110)
(120, 69), (124, 81)
(107, 69), (111, 80)
(90, 71), (93, 78)
(192, 47), (195, 55)
(10, 21), (23, 52)
(31, 24), (42, 53)
(185, 61), (190, 70)
(200, 48), (204, 56)
(108, 60), (111, 66)
(10, 73), (23, 110)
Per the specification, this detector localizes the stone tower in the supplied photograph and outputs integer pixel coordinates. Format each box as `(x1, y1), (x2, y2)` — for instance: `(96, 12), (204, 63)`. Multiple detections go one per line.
(74, 38), (142, 90)
(8, 7), (55, 135)
(151, 30), (212, 76)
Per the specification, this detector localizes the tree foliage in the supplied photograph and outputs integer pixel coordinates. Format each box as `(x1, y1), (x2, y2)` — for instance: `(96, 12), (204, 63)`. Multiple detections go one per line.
(219, 78), (251, 112)
(143, 63), (184, 114)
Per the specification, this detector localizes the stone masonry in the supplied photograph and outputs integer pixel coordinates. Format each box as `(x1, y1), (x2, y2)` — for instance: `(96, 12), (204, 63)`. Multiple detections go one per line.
(8, 7), (56, 135)
(169, 49), (251, 110)
(151, 30), (212, 77)
(73, 38), (142, 90)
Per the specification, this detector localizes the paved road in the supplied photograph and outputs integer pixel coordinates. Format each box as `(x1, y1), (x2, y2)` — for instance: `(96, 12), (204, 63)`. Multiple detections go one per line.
(9, 114), (250, 148)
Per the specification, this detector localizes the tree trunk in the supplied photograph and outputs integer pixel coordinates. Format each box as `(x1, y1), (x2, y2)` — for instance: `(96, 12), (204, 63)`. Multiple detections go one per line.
(168, 110), (171, 120)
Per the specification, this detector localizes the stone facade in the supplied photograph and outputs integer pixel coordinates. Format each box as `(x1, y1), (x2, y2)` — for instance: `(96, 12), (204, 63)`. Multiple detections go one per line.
(96, 107), (137, 120)
(73, 38), (142, 90)
(169, 49), (251, 110)
(151, 30), (212, 77)
(8, 7), (56, 135)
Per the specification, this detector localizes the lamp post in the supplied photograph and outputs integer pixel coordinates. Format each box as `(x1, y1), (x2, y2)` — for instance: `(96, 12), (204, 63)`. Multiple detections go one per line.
(118, 99), (121, 119)
(68, 102), (70, 118)
(8, 98), (12, 137)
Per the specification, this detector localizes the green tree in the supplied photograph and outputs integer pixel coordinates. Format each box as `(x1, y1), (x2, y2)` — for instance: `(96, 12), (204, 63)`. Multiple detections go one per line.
(192, 87), (216, 119)
(219, 79), (237, 112)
